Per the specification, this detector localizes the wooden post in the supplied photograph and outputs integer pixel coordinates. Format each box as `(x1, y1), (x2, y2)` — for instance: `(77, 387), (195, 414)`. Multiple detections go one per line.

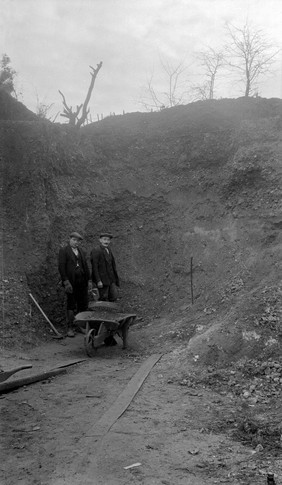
(190, 257), (194, 304)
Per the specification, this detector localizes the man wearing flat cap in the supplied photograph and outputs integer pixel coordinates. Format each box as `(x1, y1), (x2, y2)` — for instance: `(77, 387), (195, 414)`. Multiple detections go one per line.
(90, 232), (120, 302)
(58, 232), (91, 337)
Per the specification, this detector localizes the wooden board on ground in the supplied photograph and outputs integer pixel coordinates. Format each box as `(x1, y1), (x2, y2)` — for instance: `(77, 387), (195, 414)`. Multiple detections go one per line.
(85, 353), (163, 437)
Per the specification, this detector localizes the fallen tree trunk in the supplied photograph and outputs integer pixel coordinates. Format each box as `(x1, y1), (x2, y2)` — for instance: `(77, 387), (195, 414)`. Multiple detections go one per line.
(0, 368), (67, 394)
(0, 365), (33, 383)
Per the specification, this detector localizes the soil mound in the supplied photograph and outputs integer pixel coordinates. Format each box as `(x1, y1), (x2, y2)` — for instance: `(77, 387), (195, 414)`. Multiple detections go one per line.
(2, 91), (282, 364)
(0, 88), (38, 121)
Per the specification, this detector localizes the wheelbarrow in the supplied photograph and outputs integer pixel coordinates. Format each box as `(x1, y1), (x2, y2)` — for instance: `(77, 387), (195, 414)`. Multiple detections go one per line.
(75, 302), (137, 357)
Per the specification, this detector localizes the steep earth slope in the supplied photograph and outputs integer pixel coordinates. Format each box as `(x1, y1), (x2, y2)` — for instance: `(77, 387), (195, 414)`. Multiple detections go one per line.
(1, 91), (282, 364)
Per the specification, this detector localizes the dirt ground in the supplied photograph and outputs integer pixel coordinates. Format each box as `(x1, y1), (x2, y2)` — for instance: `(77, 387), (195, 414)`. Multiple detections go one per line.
(1, 319), (282, 485)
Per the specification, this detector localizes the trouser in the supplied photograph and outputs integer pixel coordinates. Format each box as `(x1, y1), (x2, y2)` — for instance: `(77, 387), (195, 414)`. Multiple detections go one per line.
(66, 285), (88, 312)
(66, 309), (75, 329)
(98, 283), (118, 302)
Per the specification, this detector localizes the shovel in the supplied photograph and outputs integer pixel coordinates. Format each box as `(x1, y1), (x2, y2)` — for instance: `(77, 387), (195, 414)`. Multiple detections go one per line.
(0, 365), (32, 383)
(29, 293), (64, 339)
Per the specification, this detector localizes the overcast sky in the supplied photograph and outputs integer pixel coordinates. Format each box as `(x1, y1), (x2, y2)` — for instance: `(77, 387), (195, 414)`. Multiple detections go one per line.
(1, 0), (282, 122)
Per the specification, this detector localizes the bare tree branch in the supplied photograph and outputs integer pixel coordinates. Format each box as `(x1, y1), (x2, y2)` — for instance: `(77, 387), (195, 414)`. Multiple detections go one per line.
(191, 82), (210, 102)
(59, 90), (82, 127)
(195, 47), (225, 99)
(76, 61), (103, 128)
(139, 57), (190, 111)
(58, 61), (102, 127)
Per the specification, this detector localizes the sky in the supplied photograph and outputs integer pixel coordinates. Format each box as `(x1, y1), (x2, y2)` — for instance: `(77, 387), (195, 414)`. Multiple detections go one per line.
(1, 0), (282, 122)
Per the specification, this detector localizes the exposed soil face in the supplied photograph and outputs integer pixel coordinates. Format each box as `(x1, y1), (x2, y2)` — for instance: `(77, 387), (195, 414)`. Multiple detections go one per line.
(1, 91), (282, 483)
(2, 97), (282, 353)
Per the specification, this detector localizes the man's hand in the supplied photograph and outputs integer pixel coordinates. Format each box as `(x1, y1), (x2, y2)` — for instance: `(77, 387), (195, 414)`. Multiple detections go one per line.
(88, 281), (93, 291)
(97, 281), (103, 288)
(64, 280), (73, 294)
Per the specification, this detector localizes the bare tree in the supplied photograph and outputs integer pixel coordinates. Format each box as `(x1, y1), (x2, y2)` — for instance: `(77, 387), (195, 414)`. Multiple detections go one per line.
(225, 21), (279, 97)
(194, 47), (225, 100)
(140, 58), (189, 111)
(35, 94), (54, 120)
(59, 61), (102, 127)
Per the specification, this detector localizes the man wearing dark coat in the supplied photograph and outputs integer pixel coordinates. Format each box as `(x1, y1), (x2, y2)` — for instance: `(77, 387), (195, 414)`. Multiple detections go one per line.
(90, 232), (120, 302)
(58, 231), (91, 337)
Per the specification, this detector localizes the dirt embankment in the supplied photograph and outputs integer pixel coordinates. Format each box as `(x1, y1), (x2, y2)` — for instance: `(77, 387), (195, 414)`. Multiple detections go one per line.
(2, 92), (282, 485)
(1, 92), (282, 364)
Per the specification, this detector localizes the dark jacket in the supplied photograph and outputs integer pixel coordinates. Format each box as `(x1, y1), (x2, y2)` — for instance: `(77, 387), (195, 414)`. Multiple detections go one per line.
(90, 245), (119, 287)
(58, 244), (90, 287)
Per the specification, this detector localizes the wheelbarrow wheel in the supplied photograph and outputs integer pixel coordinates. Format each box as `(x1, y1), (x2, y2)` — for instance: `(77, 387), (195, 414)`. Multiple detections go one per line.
(84, 328), (98, 357)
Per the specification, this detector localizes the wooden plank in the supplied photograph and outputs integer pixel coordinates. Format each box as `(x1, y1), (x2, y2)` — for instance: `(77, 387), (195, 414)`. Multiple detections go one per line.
(87, 353), (163, 437)
(47, 353), (163, 484)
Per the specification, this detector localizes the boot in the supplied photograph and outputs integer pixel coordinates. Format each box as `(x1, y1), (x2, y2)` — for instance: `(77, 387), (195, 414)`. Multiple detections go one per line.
(66, 310), (75, 337)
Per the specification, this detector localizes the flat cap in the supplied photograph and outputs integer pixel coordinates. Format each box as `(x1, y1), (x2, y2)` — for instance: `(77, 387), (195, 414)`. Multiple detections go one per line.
(99, 232), (113, 239)
(70, 231), (83, 240)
